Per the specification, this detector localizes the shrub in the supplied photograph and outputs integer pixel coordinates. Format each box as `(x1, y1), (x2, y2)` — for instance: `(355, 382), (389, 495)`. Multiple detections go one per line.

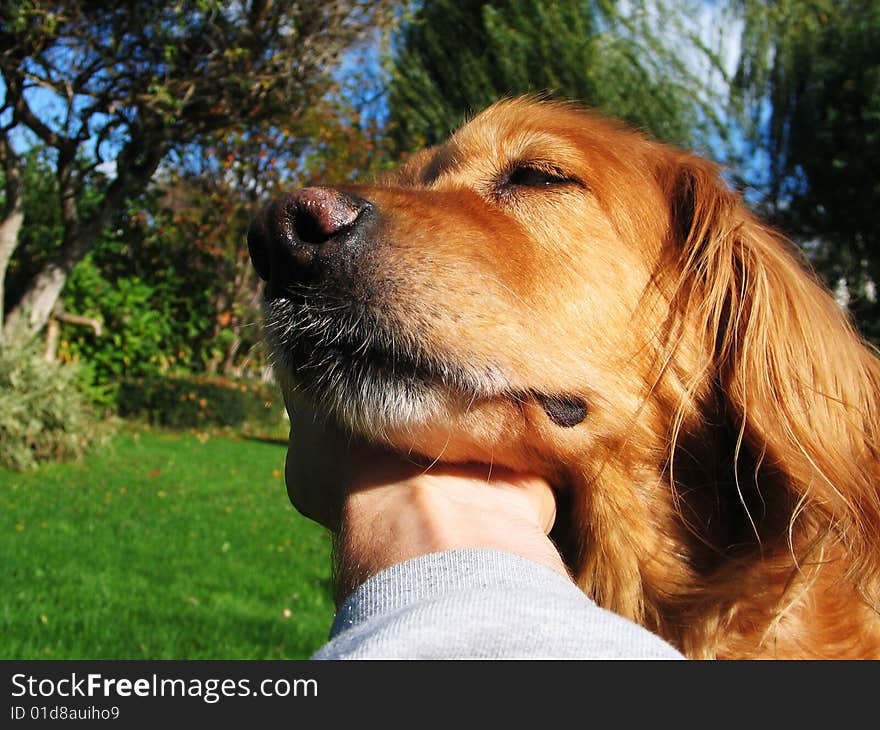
(115, 374), (287, 433)
(59, 256), (184, 381)
(0, 341), (111, 471)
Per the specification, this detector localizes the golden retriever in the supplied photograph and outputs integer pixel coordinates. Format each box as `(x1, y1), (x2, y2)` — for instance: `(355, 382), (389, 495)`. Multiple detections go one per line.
(248, 97), (880, 659)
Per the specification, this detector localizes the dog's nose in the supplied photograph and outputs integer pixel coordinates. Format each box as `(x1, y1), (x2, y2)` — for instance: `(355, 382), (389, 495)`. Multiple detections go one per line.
(247, 187), (372, 286)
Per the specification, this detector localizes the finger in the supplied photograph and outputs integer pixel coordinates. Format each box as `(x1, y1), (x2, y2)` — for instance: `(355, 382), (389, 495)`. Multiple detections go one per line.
(507, 474), (557, 535)
(424, 463), (557, 535)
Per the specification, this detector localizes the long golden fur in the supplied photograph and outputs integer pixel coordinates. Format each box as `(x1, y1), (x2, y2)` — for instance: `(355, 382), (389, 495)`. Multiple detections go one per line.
(252, 98), (880, 658)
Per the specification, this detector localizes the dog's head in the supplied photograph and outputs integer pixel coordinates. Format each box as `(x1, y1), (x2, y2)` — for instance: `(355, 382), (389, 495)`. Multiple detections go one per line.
(250, 97), (880, 656)
(249, 100), (680, 466)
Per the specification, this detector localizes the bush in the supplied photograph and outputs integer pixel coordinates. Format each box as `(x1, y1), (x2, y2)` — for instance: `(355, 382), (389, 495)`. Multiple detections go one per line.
(115, 374), (287, 433)
(59, 256), (186, 381)
(0, 341), (111, 471)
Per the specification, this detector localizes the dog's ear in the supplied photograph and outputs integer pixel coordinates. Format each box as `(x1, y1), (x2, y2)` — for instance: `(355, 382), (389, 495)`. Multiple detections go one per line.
(659, 151), (880, 581)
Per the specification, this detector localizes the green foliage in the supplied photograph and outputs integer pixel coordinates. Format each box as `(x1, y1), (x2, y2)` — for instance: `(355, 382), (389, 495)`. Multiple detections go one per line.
(732, 0), (880, 341)
(4, 147), (201, 376)
(56, 181), (257, 381)
(0, 341), (111, 471)
(116, 375), (287, 433)
(0, 429), (334, 659)
(61, 256), (180, 379)
(387, 0), (720, 152)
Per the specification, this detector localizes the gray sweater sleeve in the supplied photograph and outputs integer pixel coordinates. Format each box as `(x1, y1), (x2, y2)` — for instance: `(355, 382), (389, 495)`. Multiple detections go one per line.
(312, 548), (685, 659)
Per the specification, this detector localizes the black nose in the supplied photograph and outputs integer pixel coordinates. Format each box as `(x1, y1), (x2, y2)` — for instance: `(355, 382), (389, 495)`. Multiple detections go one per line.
(247, 187), (372, 287)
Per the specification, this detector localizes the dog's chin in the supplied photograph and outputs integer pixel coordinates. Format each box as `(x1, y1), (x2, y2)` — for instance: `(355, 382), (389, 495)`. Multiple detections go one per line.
(264, 295), (513, 449)
(285, 359), (466, 440)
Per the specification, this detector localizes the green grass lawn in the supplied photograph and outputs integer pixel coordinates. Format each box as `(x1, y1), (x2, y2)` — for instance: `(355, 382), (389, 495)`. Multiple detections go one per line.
(0, 427), (335, 659)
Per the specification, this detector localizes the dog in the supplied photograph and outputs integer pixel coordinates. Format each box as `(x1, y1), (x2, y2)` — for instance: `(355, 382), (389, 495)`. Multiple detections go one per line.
(248, 97), (880, 659)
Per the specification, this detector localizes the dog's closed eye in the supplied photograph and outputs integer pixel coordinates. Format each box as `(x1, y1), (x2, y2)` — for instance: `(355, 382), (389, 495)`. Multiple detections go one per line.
(501, 164), (582, 190)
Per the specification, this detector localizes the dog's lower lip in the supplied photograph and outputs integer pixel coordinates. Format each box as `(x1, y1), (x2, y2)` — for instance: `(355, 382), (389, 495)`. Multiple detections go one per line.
(291, 333), (445, 385)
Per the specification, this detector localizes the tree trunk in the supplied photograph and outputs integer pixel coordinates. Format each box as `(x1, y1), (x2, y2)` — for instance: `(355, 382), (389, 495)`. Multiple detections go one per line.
(0, 134), (23, 336)
(2, 233), (90, 346)
(0, 207), (24, 330)
(223, 334), (243, 376)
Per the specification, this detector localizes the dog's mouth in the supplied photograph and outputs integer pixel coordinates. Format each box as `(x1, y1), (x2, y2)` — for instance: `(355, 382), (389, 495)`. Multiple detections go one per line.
(262, 285), (511, 435)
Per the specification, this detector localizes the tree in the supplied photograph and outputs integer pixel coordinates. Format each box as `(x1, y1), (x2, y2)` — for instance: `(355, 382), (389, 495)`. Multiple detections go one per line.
(0, 0), (397, 345)
(731, 0), (880, 340)
(386, 0), (726, 153)
(53, 92), (397, 382)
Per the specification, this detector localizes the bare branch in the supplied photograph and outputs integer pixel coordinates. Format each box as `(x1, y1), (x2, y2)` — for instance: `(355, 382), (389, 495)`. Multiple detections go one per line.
(54, 309), (103, 336)
(10, 83), (68, 148)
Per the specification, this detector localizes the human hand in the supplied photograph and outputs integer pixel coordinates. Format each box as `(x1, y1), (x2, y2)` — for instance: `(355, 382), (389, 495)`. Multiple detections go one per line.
(282, 394), (569, 599)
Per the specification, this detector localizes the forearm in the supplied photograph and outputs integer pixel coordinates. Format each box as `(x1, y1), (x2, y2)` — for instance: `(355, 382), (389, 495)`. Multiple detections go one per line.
(315, 549), (685, 660)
